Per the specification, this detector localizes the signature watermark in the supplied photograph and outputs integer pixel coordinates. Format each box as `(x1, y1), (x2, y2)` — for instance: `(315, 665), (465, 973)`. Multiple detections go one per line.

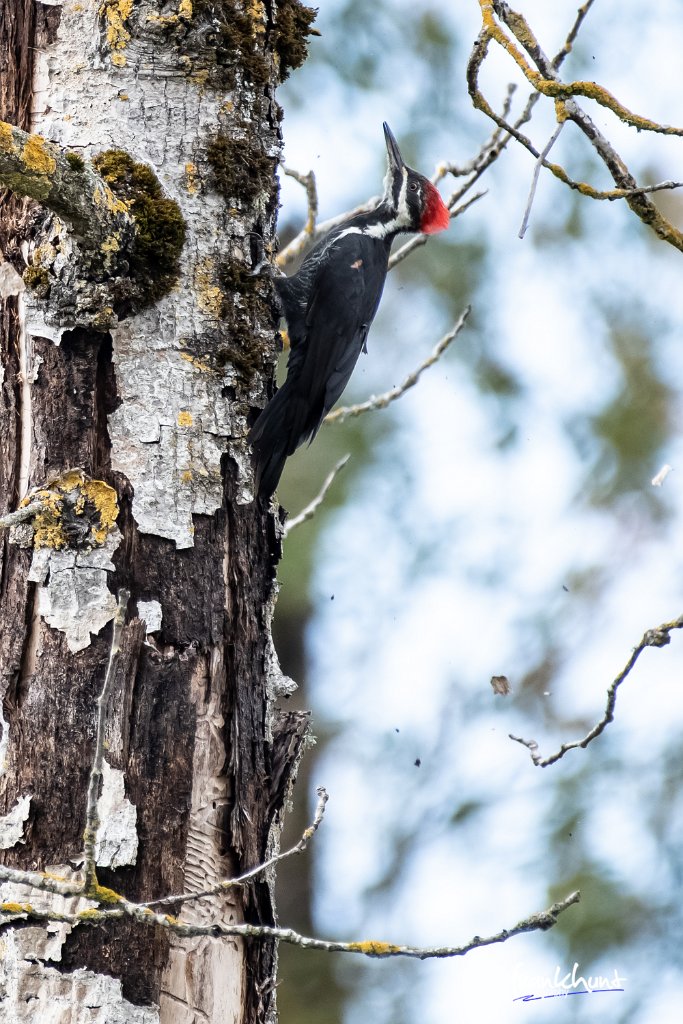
(513, 962), (626, 1003)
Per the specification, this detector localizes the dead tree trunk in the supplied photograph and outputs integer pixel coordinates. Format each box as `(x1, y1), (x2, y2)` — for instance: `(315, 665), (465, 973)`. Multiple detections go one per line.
(0, 2), (314, 1021)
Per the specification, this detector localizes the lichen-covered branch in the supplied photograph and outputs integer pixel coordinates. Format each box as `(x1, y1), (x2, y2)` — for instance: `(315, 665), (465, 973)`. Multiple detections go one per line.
(0, 122), (187, 328)
(510, 614), (683, 767)
(0, 499), (44, 531)
(0, 119), (133, 246)
(0, 858), (579, 960)
(468, 2), (683, 251)
(489, 0), (683, 136)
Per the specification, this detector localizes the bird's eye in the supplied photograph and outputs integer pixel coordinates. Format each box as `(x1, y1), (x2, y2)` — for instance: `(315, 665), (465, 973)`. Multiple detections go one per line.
(409, 182), (419, 192)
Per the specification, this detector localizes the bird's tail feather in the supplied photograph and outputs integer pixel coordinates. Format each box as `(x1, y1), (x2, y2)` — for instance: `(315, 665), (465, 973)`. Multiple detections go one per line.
(248, 381), (322, 498)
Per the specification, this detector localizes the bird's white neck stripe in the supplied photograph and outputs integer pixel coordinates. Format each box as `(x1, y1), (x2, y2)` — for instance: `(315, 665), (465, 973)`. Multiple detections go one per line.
(337, 170), (411, 241)
(367, 168), (409, 237)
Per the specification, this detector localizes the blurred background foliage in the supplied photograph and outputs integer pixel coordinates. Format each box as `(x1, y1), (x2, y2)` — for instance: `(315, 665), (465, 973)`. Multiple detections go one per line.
(271, 3), (683, 1022)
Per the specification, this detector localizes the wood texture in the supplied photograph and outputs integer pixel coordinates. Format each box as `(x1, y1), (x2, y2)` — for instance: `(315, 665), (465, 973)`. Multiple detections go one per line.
(0, 1), (309, 1020)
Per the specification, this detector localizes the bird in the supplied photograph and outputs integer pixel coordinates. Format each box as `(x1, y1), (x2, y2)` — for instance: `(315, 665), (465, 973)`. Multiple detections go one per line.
(248, 122), (450, 499)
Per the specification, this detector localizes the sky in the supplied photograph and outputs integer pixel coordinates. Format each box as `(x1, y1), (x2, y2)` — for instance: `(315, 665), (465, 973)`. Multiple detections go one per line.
(275, 3), (683, 1021)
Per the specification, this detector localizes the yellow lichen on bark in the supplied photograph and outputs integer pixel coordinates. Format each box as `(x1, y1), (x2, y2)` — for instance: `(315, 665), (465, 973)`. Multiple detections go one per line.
(194, 257), (224, 319)
(184, 162), (199, 195)
(101, 0), (133, 66)
(0, 121), (17, 155)
(93, 181), (130, 216)
(248, 0), (267, 35)
(29, 489), (68, 550)
(177, 410), (193, 427)
(77, 909), (107, 921)
(21, 471), (119, 549)
(1, 903), (32, 915)
(101, 233), (121, 253)
(180, 351), (212, 372)
(347, 940), (402, 956)
(78, 475), (119, 544)
(87, 883), (123, 904)
(22, 134), (57, 175)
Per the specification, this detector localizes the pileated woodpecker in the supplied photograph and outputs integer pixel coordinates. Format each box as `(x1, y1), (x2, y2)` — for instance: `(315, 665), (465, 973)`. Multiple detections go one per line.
(249, 122), (450, 498)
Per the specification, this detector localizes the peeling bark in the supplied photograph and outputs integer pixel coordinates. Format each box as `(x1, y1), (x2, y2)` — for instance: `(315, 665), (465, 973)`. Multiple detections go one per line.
(0, 1), (316, 1021)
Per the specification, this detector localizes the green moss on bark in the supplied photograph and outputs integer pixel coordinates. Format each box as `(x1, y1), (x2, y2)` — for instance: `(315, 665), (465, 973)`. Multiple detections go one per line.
(206, 132), (275, 206)
(144, 0), (316, 88)
(23, 265), (51, 297)
(92, 149), (186, 302)
(65, 151), (86, 172)
(213, 257), (275, 380)
(274, 0), (317, 80)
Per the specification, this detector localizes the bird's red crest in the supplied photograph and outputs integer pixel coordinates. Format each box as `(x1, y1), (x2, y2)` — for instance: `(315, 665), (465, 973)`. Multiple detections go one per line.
(420, 183), (450, 234)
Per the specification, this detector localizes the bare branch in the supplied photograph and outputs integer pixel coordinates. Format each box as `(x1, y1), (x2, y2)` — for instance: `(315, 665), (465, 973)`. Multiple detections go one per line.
(553, 0), (596, 70)
(510, 614), (683, 767)
(83, 589), (130, 890)
(435, 83), (517, 182)
(519, 121), (565, 238)
(142, 786), (330, 909)
(389, 191), (487, 269)
(652, 464), (673, 487)
(277, 166), (319, 268)
(326, 307), (471, 426)
(284, 458), (351, 537)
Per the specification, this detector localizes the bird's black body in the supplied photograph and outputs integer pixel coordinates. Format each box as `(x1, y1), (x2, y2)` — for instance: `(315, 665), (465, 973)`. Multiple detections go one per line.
(248, 123), (450, 498)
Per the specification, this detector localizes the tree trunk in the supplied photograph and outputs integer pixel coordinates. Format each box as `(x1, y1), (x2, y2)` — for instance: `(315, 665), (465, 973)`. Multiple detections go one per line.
(0, 2), (313, 1021)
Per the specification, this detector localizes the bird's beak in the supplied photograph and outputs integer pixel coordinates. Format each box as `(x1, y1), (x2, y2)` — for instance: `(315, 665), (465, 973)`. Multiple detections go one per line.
(383, 122), (405, 172)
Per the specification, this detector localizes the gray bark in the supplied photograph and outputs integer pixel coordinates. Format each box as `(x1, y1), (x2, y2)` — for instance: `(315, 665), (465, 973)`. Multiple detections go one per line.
(0, 1), (314, 1021)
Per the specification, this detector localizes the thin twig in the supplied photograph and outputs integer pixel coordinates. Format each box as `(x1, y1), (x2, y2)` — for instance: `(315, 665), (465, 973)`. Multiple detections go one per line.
(142, 786), (330, 909)
(510, 614), (683, 767)
(519, 121), (565, 238)
(326, 307), (471, 425)
(435, 84), (517, 182)
(0, 499), (44, 530)
(553, 0), (596, 70)
(284, 459), (350, 537)
(82, 588), (129, 890)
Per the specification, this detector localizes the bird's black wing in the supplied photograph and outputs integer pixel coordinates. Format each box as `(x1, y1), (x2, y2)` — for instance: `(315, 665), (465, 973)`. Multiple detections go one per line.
(248, 231), (388, 497)
(295, 230), (389, 435)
